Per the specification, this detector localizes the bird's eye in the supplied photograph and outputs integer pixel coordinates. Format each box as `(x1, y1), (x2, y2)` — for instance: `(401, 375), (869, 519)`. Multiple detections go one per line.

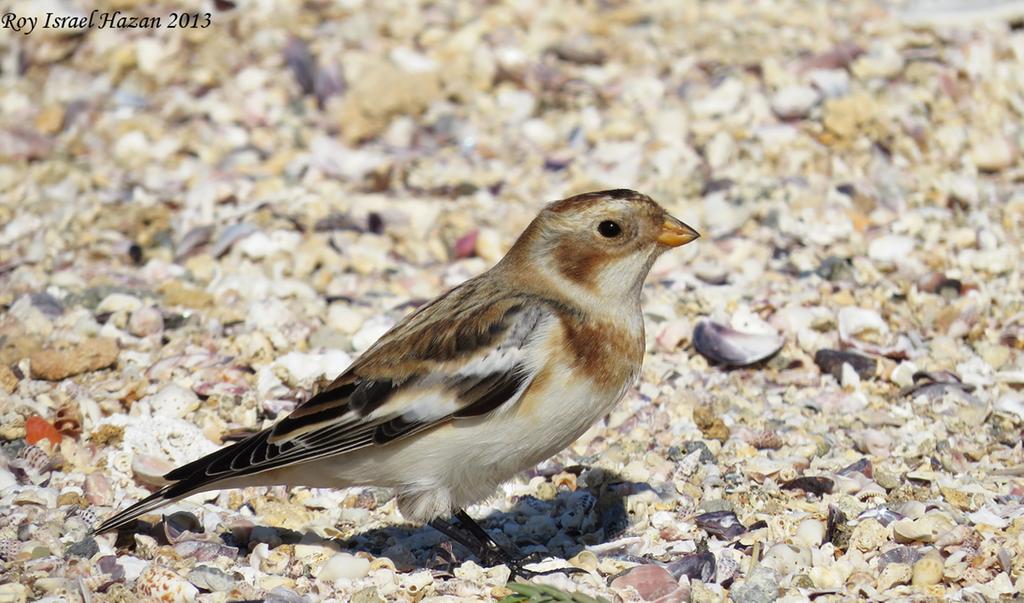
(597, 220), (622, 238)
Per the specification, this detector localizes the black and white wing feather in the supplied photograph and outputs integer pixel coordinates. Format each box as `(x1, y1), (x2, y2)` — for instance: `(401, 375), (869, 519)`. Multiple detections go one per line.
(93, 293), (552, 533)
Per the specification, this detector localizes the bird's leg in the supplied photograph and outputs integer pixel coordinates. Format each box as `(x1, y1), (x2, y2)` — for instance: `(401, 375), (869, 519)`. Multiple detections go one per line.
(452, 509), (507, 556)
(428, 516), (504, 570)
(449, 510), (587, 580)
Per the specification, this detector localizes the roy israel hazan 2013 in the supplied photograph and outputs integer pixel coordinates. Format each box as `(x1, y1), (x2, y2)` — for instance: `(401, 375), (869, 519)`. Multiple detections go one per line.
(1, 10), (177, 34)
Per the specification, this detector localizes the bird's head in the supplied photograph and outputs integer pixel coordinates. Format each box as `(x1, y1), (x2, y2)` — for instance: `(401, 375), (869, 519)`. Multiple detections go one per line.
(502, 189), (699, 303)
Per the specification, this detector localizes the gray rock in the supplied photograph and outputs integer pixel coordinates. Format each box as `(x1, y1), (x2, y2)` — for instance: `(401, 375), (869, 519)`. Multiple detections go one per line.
(187, 565), (235, 592)
(66, 536), (99, 559)
(673, 441), (716, 464)
(730, 565), (780, 603)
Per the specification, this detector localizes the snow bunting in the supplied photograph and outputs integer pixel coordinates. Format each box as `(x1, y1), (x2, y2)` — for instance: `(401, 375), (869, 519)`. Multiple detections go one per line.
(94, 189), (699, 575)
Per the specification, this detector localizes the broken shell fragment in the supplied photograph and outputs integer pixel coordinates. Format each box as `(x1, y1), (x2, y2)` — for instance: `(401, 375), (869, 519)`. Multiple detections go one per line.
(901, 371), (978, 402)
(781, 476), (834, 497)
(667, 551), (716, 583)
(693, 320), (784, 367)
(695, 510), (748, 539)
(814, 349), (877, 380)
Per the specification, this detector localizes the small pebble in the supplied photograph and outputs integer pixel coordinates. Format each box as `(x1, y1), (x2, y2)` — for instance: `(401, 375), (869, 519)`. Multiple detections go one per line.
(318, 553), (371, 581)
(911, 553), (944, 586)
(128, 306), (164, 336)
(971, 137), (1017, 172)
(771, 85), (820, 119)
(794, 519), (825, 548)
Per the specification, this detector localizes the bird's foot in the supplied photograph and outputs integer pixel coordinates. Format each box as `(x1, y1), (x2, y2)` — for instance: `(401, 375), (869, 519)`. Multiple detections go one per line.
(431, 511), (587, 581)
(481, 548), (589, 580)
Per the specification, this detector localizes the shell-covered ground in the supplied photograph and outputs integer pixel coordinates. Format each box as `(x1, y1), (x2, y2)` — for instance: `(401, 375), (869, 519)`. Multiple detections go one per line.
(2, 0), (1024, 601)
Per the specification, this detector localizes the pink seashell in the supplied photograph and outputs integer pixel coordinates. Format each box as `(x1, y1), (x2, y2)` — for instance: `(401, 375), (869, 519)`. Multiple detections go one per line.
(454, 230), (478, 259)
(131, 453), (175, 487)
(610, 564), (682, 601)
(84, 473), (113, 506)
(173, 539), (239, 561)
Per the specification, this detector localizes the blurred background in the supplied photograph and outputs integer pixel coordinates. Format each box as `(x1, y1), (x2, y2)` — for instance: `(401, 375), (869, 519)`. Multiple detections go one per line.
(1, 0), (1023, 601)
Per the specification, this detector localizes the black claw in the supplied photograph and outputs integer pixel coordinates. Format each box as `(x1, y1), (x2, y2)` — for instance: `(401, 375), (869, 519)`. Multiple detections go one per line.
(431, 510), (589, 581)
(507, 561), (589, 580)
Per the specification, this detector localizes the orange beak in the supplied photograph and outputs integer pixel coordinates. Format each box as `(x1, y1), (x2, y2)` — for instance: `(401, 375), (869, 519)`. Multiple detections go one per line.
(656, 216), (700, 247)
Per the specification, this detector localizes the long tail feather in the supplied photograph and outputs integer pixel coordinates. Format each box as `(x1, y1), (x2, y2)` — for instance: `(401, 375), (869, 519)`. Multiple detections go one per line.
(90, 435), (263, 534)
(91, 429), (281, 534)
(90, 485), (181, 534)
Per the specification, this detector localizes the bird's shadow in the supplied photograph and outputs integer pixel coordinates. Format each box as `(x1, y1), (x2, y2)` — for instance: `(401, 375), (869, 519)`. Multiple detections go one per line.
(220, 469), (647, 574)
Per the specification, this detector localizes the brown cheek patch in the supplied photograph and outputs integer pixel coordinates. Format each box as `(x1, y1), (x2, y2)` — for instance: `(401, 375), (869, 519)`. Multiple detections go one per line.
(553, 239), (604, 288)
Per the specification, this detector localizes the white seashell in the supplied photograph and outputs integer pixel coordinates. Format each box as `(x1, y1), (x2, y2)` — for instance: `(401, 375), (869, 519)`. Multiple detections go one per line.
(9, 295), (53, 336)
(236, 230), (302, 259)
(93, 415), (219, 492)
(403, 570), (434, 596)
(838, 307), (888, 342)
(771, 85), (820, 119)
(794, 519), (826, 548)
(474, 228), (503, 263)
(809, 564), (844, 588)
(971, 136), (1018, 172)
(876, 562), (911, 591)
(0, 583), (27, 603)
(994, 394), (1024, 419)
(131, 453), (175, 487)
(705, 131), (735, 169)
(892, 512), (955, 543)
(145, 383), (200, 419)
(318, 552), (371, 581)
(730, 308), (778, 336)
(868, 235), (915, 263)
(656, 318), (692, 351)
(761, 543), (811, 576)
(453, 559), (485, 582)
(769, 305), (817, 335)
(853, 429), (892, 457)
(187, 564), (236, 592)
(911, 553), (944, 586)
(808, 68), (850, 97)
(326, 304), (365, 334)
(274, 350), (352, 387)
(128, 306), (164, 337)
(995, 371), (1024, 386)
(136, 564), (199, 603)
(352, 317), (395, 353)
(841, 362), (861, 388)
(890, 361), (918, 387)
(693, 320), (784, 367)
(0, 467), (16, 491)
(259, 547), (291, 575)
(966, 506), (1009, 529)
(210, 223), (259, 258)
(849, 519), (888, 552)
(13, 487), (58, 507)
(895, 500), (926, 519)
(96, 293), (143, 314)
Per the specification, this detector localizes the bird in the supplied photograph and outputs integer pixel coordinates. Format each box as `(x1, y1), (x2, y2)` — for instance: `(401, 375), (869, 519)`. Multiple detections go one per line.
(93, 188), (699, 577)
